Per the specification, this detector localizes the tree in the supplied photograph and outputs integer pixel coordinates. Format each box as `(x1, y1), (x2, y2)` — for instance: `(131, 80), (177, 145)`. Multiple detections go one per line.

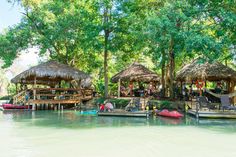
(1, 0), (235, 99)
(146, 0), (235, 98)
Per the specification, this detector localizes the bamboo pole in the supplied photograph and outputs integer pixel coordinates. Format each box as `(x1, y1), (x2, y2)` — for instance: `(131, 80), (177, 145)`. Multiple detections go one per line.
(33, 76), (36, 100)
(118, 79), (121, 98)
(33, 77), (37, 111)
(227, 81), (230, 93)
(58, 103), (61, 111)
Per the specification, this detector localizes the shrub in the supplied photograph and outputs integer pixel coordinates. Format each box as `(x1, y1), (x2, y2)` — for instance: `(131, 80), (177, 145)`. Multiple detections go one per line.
(94, 98), (130, 109)
(158, 100), (177, 110)
(0, 95), (12, 100)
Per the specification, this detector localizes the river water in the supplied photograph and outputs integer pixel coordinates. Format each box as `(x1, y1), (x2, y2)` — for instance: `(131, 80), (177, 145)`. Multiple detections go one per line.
(0, 110), (236, 157)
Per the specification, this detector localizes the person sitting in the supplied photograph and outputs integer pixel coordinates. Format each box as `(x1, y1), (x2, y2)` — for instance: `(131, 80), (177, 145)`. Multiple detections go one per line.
(215, 82), (222, 94)
(137, 84), (144, 97)
(99, 103), (105, 112)
(147, 83), (154, 96)
(104, 100), (114, 112)
(25, 90), (30, 102)
(120, 85), (129, 96)
(129, 83), (134, 96)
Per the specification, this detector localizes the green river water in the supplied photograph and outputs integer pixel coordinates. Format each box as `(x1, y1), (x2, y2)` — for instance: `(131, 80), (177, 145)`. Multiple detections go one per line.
(0, 110), (236, 157)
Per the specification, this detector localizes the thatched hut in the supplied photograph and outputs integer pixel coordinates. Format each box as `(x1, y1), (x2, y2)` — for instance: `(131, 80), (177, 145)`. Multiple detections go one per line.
(176, 59), (236, 82)
(111, 63), (160, 97)
(11, 61), (92, 110)
(176, 58), (236, 93)
(111, 63), (160, 83)
(11, 60), (91, 87)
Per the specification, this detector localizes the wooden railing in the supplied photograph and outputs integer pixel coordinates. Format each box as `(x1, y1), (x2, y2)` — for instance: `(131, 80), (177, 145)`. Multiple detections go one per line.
(13, 90), (27, 104)
(13, 88), (93, 105)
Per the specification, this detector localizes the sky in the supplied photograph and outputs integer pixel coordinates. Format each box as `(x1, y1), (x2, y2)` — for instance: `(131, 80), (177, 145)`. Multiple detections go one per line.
(0, 0), (23, 32)
(0, 0), (41, 80)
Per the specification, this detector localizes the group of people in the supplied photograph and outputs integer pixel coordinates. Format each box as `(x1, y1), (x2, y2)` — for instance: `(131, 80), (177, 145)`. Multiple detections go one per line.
(99, 100), (114, 112)
(120, 82), (156, 97)
(180, 82), (223, 101)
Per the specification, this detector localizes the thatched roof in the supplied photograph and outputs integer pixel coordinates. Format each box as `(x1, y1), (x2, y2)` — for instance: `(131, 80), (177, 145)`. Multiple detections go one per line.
(11, 60), (91, 85)
(111, 63), (160, 83)
(176, 58), (236, 82)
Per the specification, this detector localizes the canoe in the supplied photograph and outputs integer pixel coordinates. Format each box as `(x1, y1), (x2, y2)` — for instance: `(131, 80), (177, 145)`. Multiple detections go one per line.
(79, 110), (97, 115)
(157, 109), (183, 118)
(1, 104), (32, 110)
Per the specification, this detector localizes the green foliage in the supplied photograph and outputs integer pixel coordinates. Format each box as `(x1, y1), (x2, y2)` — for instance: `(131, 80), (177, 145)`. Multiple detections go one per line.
(0, 22), (32, 68)
(94, 79), (105, 96)
(94, 98), (130, 109)
(1, 0), (235, 98)
(159, 100), (173, 110)
(7, 83), (16, 96)
(0, 95), (12, 100)
(148, 100), (178, 110)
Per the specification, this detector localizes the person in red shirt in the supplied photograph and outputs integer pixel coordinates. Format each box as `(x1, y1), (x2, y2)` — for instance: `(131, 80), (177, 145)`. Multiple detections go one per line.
(99, 104), (105, 112)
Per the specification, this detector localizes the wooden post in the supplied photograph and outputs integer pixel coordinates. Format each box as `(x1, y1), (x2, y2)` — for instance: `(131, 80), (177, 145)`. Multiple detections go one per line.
(32, 104), (35, 111)
(33, 77), (36, 100)
(33, 77), (37, 111)
(196, 101), (199, 119)
(227, 81), (231, 93)
(118, 79), (121, 98)
(54, 105), (57, 111)
(74, 103), (77, 111)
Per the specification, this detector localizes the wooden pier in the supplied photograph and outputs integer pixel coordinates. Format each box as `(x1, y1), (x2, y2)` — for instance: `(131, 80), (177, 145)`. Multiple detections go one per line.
(13, 88), (93, 111)
(188, 109), (236, 119)
(98, 111), (150, 117)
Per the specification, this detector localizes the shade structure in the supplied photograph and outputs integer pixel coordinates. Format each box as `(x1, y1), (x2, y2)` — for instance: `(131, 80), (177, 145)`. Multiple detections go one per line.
(11, 60), (91, 86)
(111, 63), (160, 83)
(176, 58), (236, 82)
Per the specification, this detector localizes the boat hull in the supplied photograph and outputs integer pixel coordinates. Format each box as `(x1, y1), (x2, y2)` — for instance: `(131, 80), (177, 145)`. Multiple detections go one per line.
(2, 104), (32, 110)
(157, 109), (183, 118)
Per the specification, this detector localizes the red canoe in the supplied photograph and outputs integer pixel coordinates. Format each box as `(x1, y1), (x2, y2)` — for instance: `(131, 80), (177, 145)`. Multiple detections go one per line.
(2, 104), (32, 110)
(157, 109), (183, 118)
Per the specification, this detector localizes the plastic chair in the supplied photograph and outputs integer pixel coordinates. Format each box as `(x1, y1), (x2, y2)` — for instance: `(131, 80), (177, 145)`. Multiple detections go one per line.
(220, 96), (236, 111)
(197, 96), (215, 110)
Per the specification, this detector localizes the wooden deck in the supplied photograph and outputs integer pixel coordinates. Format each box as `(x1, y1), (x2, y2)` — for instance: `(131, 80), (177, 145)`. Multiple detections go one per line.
(13, 88), (93, 105)
(188, 109), (236, 119)
(28, 99), (81, 104)
(98, 111), (150, 117)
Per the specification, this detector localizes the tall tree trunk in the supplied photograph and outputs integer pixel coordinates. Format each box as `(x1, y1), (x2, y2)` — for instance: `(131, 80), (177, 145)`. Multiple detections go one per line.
(168, 37), (175, 99)
(104, 32), (109, 98)
(161, 50), (166, 97)
(165, 63), (169, 97)
(103, 6), (109, 98)
(161, 63), (165, 97)
(65, 41), (69, 64)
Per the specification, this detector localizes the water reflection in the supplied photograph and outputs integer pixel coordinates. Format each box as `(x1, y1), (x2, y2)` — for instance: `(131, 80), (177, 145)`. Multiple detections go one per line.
(1, 110), (236, 132)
